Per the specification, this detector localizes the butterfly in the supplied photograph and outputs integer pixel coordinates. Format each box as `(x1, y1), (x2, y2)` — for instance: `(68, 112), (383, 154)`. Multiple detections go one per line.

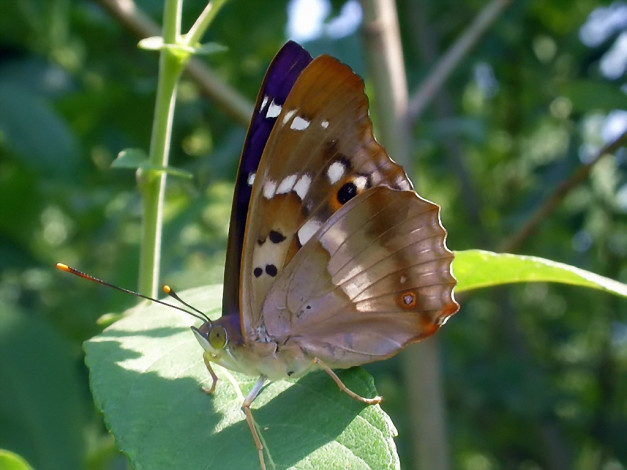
(190, 41), (460, 470)
(57, 40), (459, 470)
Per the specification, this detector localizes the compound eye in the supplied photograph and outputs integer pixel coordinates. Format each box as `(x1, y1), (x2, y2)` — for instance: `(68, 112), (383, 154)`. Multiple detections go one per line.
(208, 325), (227, 349)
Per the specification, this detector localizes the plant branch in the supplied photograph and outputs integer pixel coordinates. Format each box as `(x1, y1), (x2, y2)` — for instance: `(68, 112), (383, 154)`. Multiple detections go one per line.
(360, 0), (409, 167)
(499, 129), (627, 253)
(163, 0), (181, 41)
(407, 0), (514, 124)
(184, 0), (227, 47)
(95, 0), (252, 126)
(360, 2), (451, 469)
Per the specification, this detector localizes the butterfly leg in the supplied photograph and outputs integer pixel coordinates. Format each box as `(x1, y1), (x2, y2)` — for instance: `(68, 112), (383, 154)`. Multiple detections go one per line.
(315, 358), (382, 405)
(243, 376), (268, 470)
(201, 354), (219, 395)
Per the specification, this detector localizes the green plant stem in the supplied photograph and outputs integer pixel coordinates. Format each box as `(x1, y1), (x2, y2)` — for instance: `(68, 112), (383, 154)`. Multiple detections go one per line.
(137, 0), (229, 297)
(185, 0), (227, 47)
(96, 0), (251, 125)
(138, 0), (184, 297)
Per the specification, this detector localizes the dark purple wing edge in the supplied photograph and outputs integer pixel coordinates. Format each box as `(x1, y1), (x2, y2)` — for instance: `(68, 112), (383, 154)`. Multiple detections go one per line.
(222, 41), (313, 320)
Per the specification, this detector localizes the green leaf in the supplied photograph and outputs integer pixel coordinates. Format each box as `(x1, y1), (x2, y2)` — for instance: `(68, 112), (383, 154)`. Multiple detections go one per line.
(191, 41), (227, 56)
(137, 36), (167, 51)
(0, 449), (34, 470)
(559, 80), (627, 113)
(0, 305), (85, 470)
(453, 250), (627, 297)
(84, 286), (399, 470)
(111, 148), (149, 168)
(137, 36), (194, 57)
(112, 148), (193, 179)
(0, 81), (79, 177)
(138, 37), (226, 58)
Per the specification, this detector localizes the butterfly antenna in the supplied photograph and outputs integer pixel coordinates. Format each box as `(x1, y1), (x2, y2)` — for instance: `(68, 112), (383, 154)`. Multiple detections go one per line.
(56, 263), (209, 324)
(162, 285), (211, 324)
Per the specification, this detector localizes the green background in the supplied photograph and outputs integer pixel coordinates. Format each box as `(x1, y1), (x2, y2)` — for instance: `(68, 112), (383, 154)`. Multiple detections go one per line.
(1, 0), (625, 469)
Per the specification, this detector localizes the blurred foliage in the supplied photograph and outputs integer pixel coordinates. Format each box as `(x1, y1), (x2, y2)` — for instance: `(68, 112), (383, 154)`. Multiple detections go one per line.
(0, 0), (625, 469)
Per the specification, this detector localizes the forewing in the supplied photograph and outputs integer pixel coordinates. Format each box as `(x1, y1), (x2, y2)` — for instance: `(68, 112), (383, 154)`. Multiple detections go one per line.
(222, 42), (312, 321)
(241, 55), (412, 334)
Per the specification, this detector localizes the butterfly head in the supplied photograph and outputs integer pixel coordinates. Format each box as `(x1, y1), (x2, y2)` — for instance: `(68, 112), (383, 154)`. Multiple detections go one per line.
(191, 315), (242, 362)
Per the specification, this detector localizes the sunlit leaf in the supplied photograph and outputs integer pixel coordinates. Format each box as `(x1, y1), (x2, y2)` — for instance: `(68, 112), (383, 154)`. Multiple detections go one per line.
(454, 249), (627, 297)
(0, 450), (34, 470)
(138, 36), (166, 51)
(85, 286), (400, 470)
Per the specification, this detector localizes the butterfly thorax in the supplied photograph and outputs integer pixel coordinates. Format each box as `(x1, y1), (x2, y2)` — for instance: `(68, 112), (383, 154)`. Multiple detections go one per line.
(192, 316), (314, 380)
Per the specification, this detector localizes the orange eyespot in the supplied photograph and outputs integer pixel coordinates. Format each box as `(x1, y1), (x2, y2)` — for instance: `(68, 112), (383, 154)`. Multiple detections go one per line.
(398, 291), (417, 309)
(328, 191), (343, 211)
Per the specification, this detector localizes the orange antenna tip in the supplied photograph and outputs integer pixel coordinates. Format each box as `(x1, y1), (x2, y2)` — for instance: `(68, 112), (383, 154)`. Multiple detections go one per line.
(163, 285), (172, 294)
(56, 263), (70, 271)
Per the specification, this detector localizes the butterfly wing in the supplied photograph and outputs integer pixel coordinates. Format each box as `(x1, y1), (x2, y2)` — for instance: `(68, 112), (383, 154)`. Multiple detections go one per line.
(222, 42), (312, 321)
(263, 186), (459, 366)
(241, 56), (413, 335)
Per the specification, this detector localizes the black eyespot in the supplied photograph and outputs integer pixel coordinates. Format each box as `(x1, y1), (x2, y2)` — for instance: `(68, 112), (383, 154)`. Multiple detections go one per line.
(269, 230), (286, 244)
(287, 370), (294, 377)
(253, 267), (263, 277)
(265, 264), (278, 277)
(337, 182), (357, 204)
